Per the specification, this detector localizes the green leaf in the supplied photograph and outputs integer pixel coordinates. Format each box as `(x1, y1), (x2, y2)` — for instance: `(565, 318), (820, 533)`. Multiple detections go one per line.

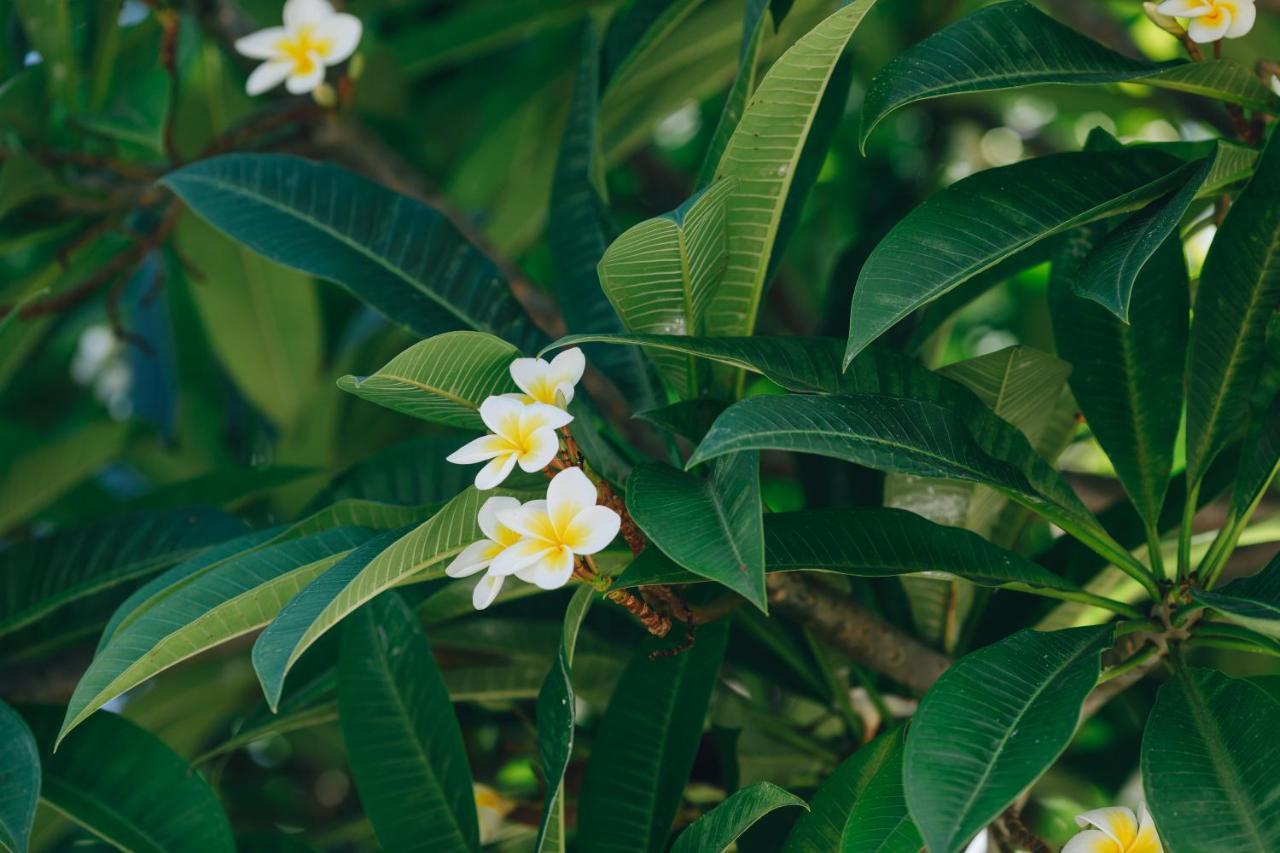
(783, 727), (920, 853)
(340, 592), (479, 853)
(672, 781), (807, 853)
(0, 151), (58, 221)
(1185, 127), (1280, 487)
(577, 619), (730, 853)
(161, 155), (545, 353)
(844, 147), (1186, 364)
(534, 586), (594, 853)
(0, 420), (130, 533)
(637, 399), (728, 442)
(627, 454), (766, 611)
(603, 0), (709, 94)
(1142, 667), (1280, 852)
(12, 0), (77, 106)
(23, 706), (234, 852)
(694, 0), (769, 188)
(707, 0), (877, 337)
(338, 332), (520, 430)
(1191, 553), (1280, 640)
(58, 526), (376, 743)
(597, 180), (733, 397)
(1051, 230), (1187, 529)
(859, 0), (1278, 147)
(174, 213), (321, 429)
(0, 507), (247, 639)
(904, 625), (1112, 853)
(0, 701), (38, 853)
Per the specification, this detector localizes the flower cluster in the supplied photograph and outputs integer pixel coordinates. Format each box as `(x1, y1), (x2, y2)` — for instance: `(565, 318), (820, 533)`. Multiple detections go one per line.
(444, 349), (620, 610)
(1154, 0), (1256, 42)
(235, 0), (362, 96)
(1064, 807), (1163, 853)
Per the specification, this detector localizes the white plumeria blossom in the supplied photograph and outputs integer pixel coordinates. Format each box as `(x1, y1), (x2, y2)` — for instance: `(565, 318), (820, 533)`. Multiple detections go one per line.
(1155, 0), (1256, 42)
(447, 396), (573, 489)
(1272, 74), (1280, 97)
(444, 497), (524, 610)
(1063, 807), (1163, 853)
(490, 467), (620, 591)
(234, 0), (362, 95)
(508, 347), (586, 408)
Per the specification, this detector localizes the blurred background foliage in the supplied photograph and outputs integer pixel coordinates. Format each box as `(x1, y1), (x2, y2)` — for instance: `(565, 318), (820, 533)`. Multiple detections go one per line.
(2, 0), (1278, 849)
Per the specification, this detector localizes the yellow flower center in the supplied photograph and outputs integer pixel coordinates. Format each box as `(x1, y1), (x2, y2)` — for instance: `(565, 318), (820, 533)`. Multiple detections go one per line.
(277, 25), (333, 74)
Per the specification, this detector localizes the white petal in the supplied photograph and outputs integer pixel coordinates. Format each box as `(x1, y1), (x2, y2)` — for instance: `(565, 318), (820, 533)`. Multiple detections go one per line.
(516, 427), (560, 473)
(472, 573), (504, 610)
(447, 433), (507, 465)
(479, 395), (526, 436)
(285, 54), (326, 94)
(474, 453), (518, 490)
(522, 401), (573, 432)
(547, 347), (586, 404)
(235, 27), (288, 59)
(445, 540), (500, 578)
(245, 60), (291, 95)
(1155, 0), (1213, 14)
(516, 546), (575, 589)
(1062, 830), (1120, 853)
(490, 539), (555, 576)
(477, 496), (521, 542)
(284, 0), (335, 28)
(498, 501), (551, 542)
(1075, 808), (1138, 846)
(1133, 808), (1163, 853)
(509, 356), (553, 402)
(314, 13), (362, 63)
(1272, 75), (1280, 97)
(547, 467), (597, 522)
(1225, 1), (1255, 37)
(564, 505), (621, 555)
(1187, 12), (1232, 41)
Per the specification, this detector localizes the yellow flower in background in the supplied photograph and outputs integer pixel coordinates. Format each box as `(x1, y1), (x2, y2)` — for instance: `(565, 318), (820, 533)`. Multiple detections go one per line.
(234, 0), (362, 95)
(508, 348), (586, 408)
(446, 396), (573, 489)
(1063, 807), (1163, 853)
(1154, 0), (1256, 42)
(490, 467), (620, 590)
(474, 784), (516, 845)
(444, 497), (524, 610)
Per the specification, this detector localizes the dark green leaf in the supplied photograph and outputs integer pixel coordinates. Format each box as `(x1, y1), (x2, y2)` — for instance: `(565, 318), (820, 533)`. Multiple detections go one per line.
(636, 400), (729, 443)
(1142, 667), (1280, 852)
(1191, 553), (1280, 640)
(0, 701), (37, 853)
(672, 781), (807, 853)
(904, 626), (1112, 853)
(339, 592), (479, 853)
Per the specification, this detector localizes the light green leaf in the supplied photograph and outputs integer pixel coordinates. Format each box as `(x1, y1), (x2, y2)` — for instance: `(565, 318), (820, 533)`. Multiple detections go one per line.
(0, 421), (130, 533)
(904, 626), (1112, 853)
(784, 727), (920, 853)
(598, 180), (733, 397)
(58, 526), (376, 743)
(627, 454), (766, 611)
(844, 147), (1187, 364)
(338, 332), (520, 430)
(175, 214), (322, 429)
(0, 701), (38, 853)
(577, 619), (730, 853)
(1142, 667), (1280, 852)
(859, 0), (1278, 148)
(707, 0), (877, 337)
(340, 592), (479, 853)
(1191, 553), (1280, 640)
(23, 706), (234, 853)
(603, 0), (710, 96)
(1185, 127), (1280, 487)
(672, 781), (807, 853)
(161, 155), (546, 353)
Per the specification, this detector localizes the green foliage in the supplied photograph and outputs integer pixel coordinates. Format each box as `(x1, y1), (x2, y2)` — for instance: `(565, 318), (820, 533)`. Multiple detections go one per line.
(0, 701), (38, 853)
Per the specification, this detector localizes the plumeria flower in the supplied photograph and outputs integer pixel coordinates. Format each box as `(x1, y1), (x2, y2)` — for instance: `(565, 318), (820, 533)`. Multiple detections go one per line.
(1063, 807), (1163, 853)
(490, 467), (620, 590)
(1155, 0), (1256, 42)
(447, 396), (573, 489)
(444, 497), (524, 610)
(234, 0), (362, 96)
(1272, 74), (1280, 97)
(508, 347), (586, 408)
(473, 784), (516, 845)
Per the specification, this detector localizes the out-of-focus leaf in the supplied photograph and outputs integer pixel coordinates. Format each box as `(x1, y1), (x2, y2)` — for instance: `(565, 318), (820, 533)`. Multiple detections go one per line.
(0, 152), (58, 221)
(339, 592), (479, 853)
(636, 399), (728, 443)
(0, 700), (38, 853)
(312, 436), (480, 508)
(1191, 553), (1280, 640)
(628, 453), (766, 610)
(1143, 667), (1280, 852)
(0, 421), (130, 533)
(904, 626), (1111, 853)
(162, 155), (545, 353)
(672, 781), (807, 853)
(577, 619), (730, 853)
(23, 705), (235, 852)
(338, 332), (519, 430)
(11, 0), (77, 106)
(695, 0), (769, 188)
(604, 0), (708, 92)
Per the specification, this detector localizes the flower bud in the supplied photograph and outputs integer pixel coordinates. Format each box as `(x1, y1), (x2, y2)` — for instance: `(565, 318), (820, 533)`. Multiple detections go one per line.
(312, 82), (337, 108)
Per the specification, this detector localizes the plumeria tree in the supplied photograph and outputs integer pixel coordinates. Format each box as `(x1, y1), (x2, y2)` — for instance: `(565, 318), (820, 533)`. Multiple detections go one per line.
(1, 0), (1278, 851)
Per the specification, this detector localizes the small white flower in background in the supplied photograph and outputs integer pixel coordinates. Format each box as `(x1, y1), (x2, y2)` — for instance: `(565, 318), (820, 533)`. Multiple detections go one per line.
(473, 784), (515, 845)
(1063, 807), (1163, 853)
(71, 324), (132, 419)
(446, 396), (573, 489)
(1154, 0), (1255, 43)
(234, 0), (361, 96)
(444, 497), (525, 610)
(1272, 74), (1280, 97)
(508, 347), (585, 408)
(490, 467), (620, 591)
